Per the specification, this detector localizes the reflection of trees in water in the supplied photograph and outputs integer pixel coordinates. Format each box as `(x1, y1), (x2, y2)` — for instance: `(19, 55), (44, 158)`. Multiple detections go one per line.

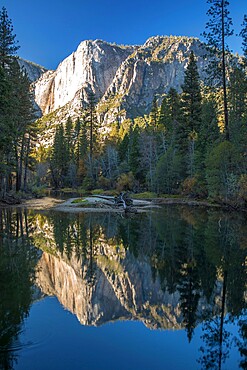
(199, 310), (247, 370)
(40, 212), (120, 288)
(0, 206), (245, 368)
(237, 317), (247, 369)
(178, 262), (201, 342)
(197, 211), (247, 369)
(84, 216), (97, 286)
(40, 207), (246, 300)
(30, 207), (246, 365)
(198, 272), (231, 370)
(0, 208), (39, 370)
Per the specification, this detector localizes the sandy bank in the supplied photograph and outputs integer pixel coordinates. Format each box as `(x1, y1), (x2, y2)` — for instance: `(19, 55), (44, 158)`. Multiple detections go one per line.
(17, 197), (64, 210)
(52, 196), (157, 213)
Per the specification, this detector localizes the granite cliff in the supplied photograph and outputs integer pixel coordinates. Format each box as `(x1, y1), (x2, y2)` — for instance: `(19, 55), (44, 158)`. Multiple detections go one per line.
(34, 40), (135, 115)
(18, 58), (46, 82)
(33, 36), (210, 127)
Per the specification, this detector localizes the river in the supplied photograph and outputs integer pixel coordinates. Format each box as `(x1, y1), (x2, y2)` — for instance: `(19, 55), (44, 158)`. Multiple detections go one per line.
(0, 205), (246, 369)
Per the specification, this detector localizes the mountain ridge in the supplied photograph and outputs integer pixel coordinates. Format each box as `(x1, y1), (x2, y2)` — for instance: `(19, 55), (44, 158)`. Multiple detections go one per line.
(31, 35), (211, 131)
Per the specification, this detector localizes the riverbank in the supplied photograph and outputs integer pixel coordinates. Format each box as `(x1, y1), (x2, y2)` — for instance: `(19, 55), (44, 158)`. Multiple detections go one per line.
(0, 194), (243, 213)
(51, 196), (158, 213)
(0, 197), (64, 210)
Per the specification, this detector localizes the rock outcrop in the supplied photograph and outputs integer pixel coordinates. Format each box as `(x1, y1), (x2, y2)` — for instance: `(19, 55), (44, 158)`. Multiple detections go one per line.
(99, 36), (209, 123)
(34, 40), (135, 115)
(33, 35), (210, 126)
(18, 58), (46, 82)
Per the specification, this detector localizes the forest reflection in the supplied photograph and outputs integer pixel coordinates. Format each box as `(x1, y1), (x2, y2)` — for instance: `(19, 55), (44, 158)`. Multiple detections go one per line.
(0, 208), (39, 370)
(0, 206), (246, 369)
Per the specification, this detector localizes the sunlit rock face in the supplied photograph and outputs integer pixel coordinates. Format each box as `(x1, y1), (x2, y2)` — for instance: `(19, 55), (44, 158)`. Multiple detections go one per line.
(18, 58), (46, 82)
(34, 40), (135, 115)
(36, 245), (182, 329)
(33, 35), (210, 124)
(99, 36), (209, 123)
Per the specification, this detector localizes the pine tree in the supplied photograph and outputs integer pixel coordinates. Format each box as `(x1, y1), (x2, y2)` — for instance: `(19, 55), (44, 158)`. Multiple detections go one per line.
(74, 117), (81, 166)
(158, 89), (181, 130)
(129, 127), (141, 180)
(77, 119), (88, 185)
(140, 127), (158, 191)
(86, 92), (97, 163)
(50, 125), (67, 188)
(180, 51), (202, 177)
(203, 0), (233, 141)
(8, 60), (35, 191)
(240, 15), (247, 60)
(228, 66), (246, 125)
(84, 92), (99, 186)
(0, 7), (19, 67)
(181, 51), (202, 133)
(0, 65), (11, 152)
(149, 96), (159, 129)
(118, 133), (130, 163)
(0, 7), (20, 195)
(168, 87), (182, 123)
(158, 95), (169, 127)
(0, 7), (35, 195)
(155, 147), (182, 194)
(205, 141), (239, 201)
(65, 116), (73, 161)
(196, 94), (219, 174)
(0, 65), (12, 196)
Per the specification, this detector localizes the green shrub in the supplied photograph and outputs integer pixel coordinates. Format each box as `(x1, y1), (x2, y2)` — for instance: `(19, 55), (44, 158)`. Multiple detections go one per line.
(116, 172), (135, 192)
(205, 141), (240, 202)
(133, 192), (156, 199)
(71, 198), (88, 204)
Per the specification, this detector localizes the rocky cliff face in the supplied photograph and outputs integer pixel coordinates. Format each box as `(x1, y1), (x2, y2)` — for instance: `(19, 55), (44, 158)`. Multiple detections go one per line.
(33, 36), (210, 126)
(34, 40), (135, 115)
(99, 36), (209, 123)
(18, 58), (46, 82)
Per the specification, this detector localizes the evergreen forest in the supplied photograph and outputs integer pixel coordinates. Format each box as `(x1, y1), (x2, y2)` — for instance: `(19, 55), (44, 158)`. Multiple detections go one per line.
(0, 2), (247, 209)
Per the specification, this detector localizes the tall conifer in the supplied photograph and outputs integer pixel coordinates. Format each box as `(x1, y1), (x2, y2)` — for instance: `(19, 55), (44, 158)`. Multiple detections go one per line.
(240, 15), (247, 60)
(0, 7), (35, 195)
(180, 51), (202, 177)
(0, 7), (19, 67)
(181, 51), (202, 134)
(203, 0), (233, 141)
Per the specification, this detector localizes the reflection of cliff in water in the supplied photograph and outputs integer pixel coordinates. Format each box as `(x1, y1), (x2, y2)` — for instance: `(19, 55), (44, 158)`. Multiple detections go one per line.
(0, 206), (246, 370)
(36, 248), (182, 329)
(33, 208), (247, 334)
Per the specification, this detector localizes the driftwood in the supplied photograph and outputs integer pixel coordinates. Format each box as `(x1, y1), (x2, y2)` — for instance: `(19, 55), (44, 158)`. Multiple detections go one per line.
(92, 192), (137, 213)
(114, 192), (137, 213)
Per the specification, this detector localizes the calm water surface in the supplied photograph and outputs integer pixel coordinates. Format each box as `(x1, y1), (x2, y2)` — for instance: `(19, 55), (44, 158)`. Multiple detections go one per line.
(0, 205), (246, 370)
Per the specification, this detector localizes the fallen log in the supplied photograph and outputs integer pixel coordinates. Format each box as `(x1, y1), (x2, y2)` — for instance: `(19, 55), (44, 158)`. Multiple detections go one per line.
(114, 192), (135, 213)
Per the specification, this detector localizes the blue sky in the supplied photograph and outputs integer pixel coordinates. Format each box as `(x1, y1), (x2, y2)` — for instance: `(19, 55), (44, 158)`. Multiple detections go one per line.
(2, 0), (246, 70)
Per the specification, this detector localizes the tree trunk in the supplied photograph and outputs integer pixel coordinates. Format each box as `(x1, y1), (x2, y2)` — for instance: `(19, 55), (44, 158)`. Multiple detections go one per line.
(221, 0), (230, 141)
(219, 270), (228, 369)
(15, 138), (25, 192)
(23, 135), (30, 192)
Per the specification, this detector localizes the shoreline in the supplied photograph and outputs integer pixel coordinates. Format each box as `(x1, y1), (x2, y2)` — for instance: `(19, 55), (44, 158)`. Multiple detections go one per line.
(0, 197), (64, 210)
(0, 195), (244, 213)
